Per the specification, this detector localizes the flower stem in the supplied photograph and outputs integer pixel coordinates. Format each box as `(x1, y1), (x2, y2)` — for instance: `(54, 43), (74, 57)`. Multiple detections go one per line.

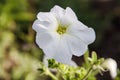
(81, 65), (94, 80)
(46, 69), (58, 80)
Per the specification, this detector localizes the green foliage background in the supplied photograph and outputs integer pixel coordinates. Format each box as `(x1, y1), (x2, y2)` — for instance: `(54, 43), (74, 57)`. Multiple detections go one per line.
(0, 0), (120, 80)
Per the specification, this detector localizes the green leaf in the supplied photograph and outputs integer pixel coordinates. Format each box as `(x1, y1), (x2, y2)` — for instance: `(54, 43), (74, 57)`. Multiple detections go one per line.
(48, 59), (59, 68)
(97, 58), (104, 65)
(84, 50), (90, 66)
(92, 51), (97, 62)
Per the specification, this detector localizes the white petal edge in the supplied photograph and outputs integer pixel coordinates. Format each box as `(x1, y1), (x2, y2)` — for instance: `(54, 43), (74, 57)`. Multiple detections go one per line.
(32, 20), (48, 33)
(68, 26), (95, 45)
(50, 5), (64, 17)
(56, 6), (78, 25)
(36, 32), (59, 49)
(43, 55), (77, 67)
(43, 36), (72, 64)
(37, 12), (58, 30)
(50, 5), (65, 23)
(67, 21), (88, 35)
(50, 5), (77, 25)
(65, 7), (77, 20)
(37, 12), (57, 22)
(69, 60), (78, 67)
(63, 34), (88, 56)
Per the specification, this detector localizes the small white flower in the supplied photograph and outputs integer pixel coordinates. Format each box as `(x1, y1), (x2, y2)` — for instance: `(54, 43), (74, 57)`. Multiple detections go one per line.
(102, 58), (117, 79)
(32, 5), (95, 64)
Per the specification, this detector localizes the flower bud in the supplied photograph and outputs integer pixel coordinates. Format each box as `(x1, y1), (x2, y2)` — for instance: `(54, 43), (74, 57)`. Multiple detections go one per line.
(102, 58), (117, 79)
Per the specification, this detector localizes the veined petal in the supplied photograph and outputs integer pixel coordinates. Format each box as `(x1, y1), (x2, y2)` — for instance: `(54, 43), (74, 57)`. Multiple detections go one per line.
(43, 37), (72, 64)
(65, 7), (77, 20)
(68, 21), (88, 32)
(50, 5), (64, 21)
(50, 5), (64, 13)
(41, 35), (60, 57)
(68, 25), (95, 44)
(36, 32), (59, 49)
(37, 12), (58, 30)
(53, 38), (72, 64)
(59, 7), (78, 25)
(64, 34), (88, 56)
(51, 5), (76, 26)
(37, 12), (56, 22)
(32, 20), (48, 33)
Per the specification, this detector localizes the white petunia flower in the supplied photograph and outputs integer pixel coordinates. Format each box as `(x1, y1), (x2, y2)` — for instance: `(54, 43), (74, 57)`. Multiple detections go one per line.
(102, 58), (117, 79)
(32, 5), (95, 64)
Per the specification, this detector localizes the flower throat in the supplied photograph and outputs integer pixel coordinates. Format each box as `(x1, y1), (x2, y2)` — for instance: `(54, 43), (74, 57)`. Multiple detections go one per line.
(57, 25), (67, 35)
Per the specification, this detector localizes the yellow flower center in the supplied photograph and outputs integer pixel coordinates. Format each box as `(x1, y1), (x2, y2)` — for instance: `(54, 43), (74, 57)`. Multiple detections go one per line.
(57, 25), (67, 35)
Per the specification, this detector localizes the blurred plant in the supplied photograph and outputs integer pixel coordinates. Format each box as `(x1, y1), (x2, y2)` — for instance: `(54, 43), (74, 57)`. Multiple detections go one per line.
(0, 0), (43, 80)
(0, 0), (34, 29)
(115, 69), (120, 80)
(0, 0), (35, 46)
(0, 31), (41, 80)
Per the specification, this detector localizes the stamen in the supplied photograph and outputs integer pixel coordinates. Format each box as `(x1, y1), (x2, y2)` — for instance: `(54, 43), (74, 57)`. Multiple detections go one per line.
(57, 25), (67, 35)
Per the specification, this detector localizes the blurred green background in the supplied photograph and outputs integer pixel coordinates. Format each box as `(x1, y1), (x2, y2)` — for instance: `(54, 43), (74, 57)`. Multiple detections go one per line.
(0, 0), (120, 80)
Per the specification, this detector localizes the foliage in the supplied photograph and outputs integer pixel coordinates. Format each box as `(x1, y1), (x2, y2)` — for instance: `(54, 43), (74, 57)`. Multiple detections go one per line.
(0, 0), (42, 80)
(115, 70), (120, 80)
(38, 51), (104, 80)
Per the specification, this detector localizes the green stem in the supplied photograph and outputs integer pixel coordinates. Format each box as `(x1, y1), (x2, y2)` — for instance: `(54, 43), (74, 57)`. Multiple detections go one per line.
(46, 69), (58, 80)
(81, 65), (94, 80)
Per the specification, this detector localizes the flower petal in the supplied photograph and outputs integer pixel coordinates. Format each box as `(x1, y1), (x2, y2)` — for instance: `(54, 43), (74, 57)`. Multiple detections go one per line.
(37, 12), (58, 30)
(64, 34), (88, 56)
(32, 20), (48, 33)
(36, 32), (59, 49)
(65, 7), (77, 20)
(53, 40), (72, 64)
(43, 37), (72, 64)
(68, 25), (95, 44)
(68, 21), (88, 32)
(37, 12), (56, 22)
(50, 5), (77, 26)
(69, 60), (77, 67)
(50, 5), (64, 20)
